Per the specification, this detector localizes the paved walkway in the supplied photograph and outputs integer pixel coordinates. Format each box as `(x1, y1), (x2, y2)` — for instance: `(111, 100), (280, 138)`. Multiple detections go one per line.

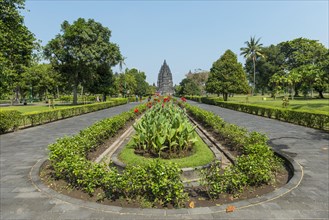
(1, 101), (328, 219)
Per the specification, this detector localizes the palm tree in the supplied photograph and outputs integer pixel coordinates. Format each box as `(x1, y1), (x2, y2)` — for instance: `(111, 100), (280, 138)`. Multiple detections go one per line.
(240, 36), (264, 95)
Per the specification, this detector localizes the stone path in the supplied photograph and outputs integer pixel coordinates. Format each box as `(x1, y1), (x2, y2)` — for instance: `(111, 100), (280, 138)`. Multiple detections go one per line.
(1, 101), (328, 219)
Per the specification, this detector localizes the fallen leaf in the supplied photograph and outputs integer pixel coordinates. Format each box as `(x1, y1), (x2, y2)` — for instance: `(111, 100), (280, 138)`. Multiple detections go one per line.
(189, 201), (195, 208)
(226, 205), (235, 213)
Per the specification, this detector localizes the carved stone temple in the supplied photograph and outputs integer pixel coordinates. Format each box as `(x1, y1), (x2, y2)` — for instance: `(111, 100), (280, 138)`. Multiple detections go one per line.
(157, 60), (174, 95)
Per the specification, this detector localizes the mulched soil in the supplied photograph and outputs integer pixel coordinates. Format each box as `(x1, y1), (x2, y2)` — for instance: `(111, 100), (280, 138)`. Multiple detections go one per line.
(40, 113), (290, 209)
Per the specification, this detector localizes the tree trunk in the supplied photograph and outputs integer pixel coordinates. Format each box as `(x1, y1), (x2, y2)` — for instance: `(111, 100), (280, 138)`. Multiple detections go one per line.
(318, 90), (324, 99)
(102, 93), (107, 102)
(223, 93), (228, 101)
(15, 86), (20, 104)
(73, 84), (78, 105)
(253, 56), (256, 96)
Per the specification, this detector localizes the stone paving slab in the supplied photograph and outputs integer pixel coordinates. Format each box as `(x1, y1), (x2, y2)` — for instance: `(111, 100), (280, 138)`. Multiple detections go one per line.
(1, 101), (328, 219)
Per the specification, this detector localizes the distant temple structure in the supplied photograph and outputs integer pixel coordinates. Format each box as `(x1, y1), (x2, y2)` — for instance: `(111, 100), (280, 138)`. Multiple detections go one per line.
(157, 60), (174, 95)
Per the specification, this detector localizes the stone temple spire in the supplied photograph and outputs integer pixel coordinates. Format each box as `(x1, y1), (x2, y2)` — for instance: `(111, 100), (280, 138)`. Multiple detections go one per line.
(157, 60), (174, 95)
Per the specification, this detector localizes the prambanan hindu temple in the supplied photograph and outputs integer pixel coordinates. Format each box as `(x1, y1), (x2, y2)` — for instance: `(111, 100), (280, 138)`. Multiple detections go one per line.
(157, 60), (174, 95)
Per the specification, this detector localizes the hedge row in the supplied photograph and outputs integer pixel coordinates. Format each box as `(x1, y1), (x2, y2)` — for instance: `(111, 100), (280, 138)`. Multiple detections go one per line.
(183, 103), (283, 196)
(185, 96), (329, 131)
(0, 98), (128, 134)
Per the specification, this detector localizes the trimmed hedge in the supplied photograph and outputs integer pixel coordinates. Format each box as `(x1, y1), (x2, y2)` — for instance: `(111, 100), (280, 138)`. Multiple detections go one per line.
(0, 98), (128, 134)
(183, 103), (283, 196)
(185, 96), (329, 131)
(0, 110), (22, 133)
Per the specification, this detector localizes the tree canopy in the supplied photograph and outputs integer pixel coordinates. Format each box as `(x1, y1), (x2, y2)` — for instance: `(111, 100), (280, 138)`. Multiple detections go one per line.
(0, 0), (36, 99)
(44, 18), (123, 104)
(240, 36), (264, 95)
(206, 50), (249, 101)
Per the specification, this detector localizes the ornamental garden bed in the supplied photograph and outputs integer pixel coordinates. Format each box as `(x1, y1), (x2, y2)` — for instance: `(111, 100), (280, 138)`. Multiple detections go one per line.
(40, 97), (290, 209)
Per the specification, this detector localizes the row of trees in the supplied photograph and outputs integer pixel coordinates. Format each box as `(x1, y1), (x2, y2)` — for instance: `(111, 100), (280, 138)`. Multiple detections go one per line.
(1, 0), (152, 104)
(177, 37), (328, 100)
(243, 37), (329, 99)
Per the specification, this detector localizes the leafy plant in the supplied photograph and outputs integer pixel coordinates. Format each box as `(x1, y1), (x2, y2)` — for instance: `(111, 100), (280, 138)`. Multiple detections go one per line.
(133, 99), (197, 157)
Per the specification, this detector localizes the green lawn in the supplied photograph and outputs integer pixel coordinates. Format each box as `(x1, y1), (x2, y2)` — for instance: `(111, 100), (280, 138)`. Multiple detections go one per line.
(0, 103), (87, 113)
(224, 95), (329, 113)
(119, 132), (215, 168)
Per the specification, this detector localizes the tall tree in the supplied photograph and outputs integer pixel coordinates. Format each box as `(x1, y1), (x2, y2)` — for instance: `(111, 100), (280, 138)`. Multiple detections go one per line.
(44, 18), (123, 104)
(278, 38), (328, 97)
(20, 63), (60, 101)
(178, 78), (201, 96)
(240, 36), (264, 95)
(185, 70), (209, 95)
(0, 0), (36, 100)
(206, 50), (249, 101)
(127, 68), (149, 97)
(244, 44), (285, 95)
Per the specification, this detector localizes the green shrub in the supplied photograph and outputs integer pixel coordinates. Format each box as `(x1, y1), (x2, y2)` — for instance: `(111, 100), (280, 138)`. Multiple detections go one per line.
(185, 103), (284, 197)
(48, 104), (147, 195)
(2, 98), (128, 132)
(112, 160), (187, 207)
(0, 110), (22, 133)
(48, 103), (187, 206)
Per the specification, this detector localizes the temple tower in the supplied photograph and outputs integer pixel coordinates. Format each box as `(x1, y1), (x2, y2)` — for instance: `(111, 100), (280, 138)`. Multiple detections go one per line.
(157, 60), (174, 95)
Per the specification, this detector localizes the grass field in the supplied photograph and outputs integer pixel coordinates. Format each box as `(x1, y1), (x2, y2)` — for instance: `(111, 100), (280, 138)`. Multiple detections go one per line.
(224, 95), (329, 113)
(0, 103), (90, 113)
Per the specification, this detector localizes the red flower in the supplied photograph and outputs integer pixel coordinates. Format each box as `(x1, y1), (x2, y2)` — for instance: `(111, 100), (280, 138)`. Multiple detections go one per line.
(134, 108), (139, 113)
(146, 102), (152, 108)
(181, 97), (187, 102)
(164, 97), (170, 103)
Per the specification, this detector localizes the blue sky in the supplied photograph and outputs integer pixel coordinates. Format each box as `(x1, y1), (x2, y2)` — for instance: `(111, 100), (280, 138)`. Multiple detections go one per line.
(23, 0), (328, 85)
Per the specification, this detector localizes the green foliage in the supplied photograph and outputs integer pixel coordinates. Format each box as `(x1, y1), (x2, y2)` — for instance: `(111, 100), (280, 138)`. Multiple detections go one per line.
(184, 103), (284, 198)
(48, 104), (145, 194)
(48, 104), (187, 207)
(240, 36), (264, 95)
(0, 110), (22, 133)
(206, 50), (249, 100)
(177, 78), (201, 96)
(119, 132), (214, 168)
(133, 100), (197, 157)
(282, 96), (289, 108)
(19, 64), (60, 100)
(0, 0), (37, 97)
(190, 97), (329, 130)
(0, 98), (128, 133)
(44, 18), (123, 104)
(112, 160), (187, 207)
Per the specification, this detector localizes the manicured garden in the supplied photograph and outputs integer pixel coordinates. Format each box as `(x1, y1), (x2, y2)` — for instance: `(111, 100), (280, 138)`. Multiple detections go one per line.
(0, 98), (128, 134)
(221, 95), (329, 113)
(40, 96), (289, 209)
(186, 95), (329, 131)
